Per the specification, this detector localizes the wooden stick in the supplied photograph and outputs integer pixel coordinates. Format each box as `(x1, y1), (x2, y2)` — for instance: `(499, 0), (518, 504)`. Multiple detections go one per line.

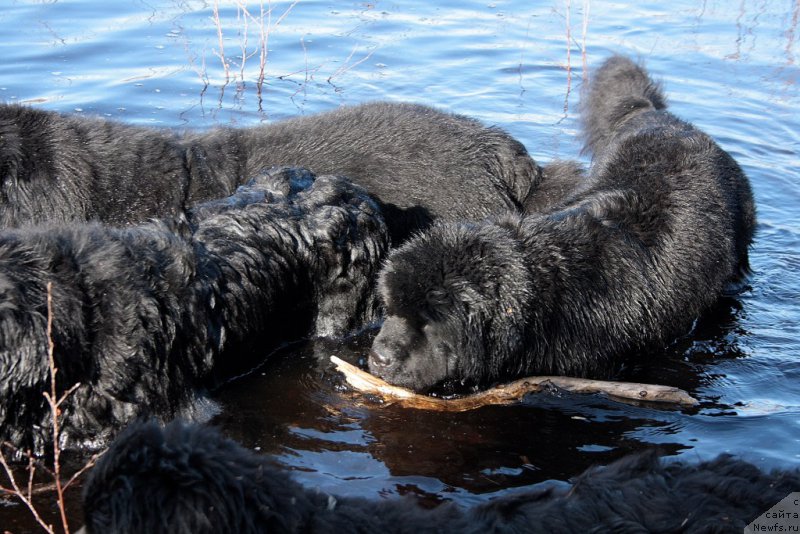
(330, 356), (697, 411)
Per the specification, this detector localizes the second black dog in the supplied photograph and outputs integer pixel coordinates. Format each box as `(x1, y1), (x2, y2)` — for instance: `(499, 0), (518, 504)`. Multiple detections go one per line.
(368, 56), (756, 391)
(0, 102), (542, 244)
(0, 168), (388, 455)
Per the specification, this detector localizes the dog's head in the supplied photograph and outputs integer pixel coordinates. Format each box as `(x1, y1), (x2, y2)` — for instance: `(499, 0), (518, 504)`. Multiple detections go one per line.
(292, 174), (389, 337)
(82, 420), (308, 534)
(368, 222), (531, 392)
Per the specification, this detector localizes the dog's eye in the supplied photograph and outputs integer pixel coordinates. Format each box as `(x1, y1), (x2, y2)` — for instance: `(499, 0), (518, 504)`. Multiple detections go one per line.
(425, 288), (450, 307)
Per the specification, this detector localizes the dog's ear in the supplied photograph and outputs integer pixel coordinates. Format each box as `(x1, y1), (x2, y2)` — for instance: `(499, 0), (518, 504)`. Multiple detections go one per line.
(421, 277), (484, 321)
(377, 223), (485, 323)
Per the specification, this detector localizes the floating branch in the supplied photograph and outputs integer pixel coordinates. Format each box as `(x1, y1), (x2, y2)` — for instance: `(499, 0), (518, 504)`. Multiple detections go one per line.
(331, 356), (697, 411)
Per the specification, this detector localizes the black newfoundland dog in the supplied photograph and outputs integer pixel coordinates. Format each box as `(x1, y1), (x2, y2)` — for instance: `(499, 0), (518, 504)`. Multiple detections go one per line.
(368, 55), (756, 391)
(0, 168), (387, 455)
(80, 420), (799, 534)
(0, 102), (548, 244)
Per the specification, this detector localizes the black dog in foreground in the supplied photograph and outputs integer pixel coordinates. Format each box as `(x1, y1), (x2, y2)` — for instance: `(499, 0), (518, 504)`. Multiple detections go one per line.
(80, 420), (799, 534)
(0, 102), (546, 244)
(0, 168), (387, 455)
(368, 55), (756, 391)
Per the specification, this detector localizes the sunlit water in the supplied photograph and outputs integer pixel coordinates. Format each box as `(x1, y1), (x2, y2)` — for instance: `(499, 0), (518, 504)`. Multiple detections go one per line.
(1, 0), (799, 531)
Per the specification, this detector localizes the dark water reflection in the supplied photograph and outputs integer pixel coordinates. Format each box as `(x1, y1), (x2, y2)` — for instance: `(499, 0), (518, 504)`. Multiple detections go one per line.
(1, 0), (800, 531)
(213, 335), (687, 500)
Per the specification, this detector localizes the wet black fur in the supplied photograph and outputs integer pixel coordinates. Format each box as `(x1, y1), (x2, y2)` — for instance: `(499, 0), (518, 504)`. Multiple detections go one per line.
(81, 420), (799, 534)
(0, 102), (543, 244)
(368, 55), (756, 391)
(0, 168), (387, 455)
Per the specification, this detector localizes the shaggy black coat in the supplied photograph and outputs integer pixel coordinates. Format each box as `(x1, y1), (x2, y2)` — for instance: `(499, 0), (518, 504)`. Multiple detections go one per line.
(0, 168), (387, 455)
(368, 55), (756, 391)
(81, 420), (799, 534)
(0, 102), (541, 243)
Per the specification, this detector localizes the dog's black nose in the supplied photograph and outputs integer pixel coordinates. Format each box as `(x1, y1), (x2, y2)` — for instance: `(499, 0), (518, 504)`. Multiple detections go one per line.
(368, 349), (392, 368)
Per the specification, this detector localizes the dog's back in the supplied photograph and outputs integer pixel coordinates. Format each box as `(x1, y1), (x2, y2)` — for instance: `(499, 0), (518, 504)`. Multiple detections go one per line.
(580, 55), (755, 281)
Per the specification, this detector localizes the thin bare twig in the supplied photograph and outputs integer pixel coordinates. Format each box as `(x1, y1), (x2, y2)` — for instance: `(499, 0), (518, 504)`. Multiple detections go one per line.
(327, 44), (376, 84)
(563, 0), (573, 115)
(581, 0), (590, 81)
(26, 452), (35, 503)
(290, 34), (312, 106)
(185, 40), (211, 89)
(212, 0), (231, 82)
(237, 1), (250, 83)
(63, 450), (104, 493)
(0, 449), (54, 534)
(257, 0), (270, 108)
(257, 1), (300, 103)
(272, 0), (300, 27)
(44, 282), (71, 534)
(566, 0), (572, 84)
(0, 282), (100, 534)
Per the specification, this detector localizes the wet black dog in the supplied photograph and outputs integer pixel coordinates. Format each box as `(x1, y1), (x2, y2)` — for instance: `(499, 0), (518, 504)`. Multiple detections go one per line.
(0, 102), (542, 244)
(0, 168), (387, 455)
(80, 420), (798, 534)
(368, 56), (756, 391)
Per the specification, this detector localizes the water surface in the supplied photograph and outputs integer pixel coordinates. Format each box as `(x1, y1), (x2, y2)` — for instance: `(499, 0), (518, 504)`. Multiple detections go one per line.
(1, 0), (798, 531)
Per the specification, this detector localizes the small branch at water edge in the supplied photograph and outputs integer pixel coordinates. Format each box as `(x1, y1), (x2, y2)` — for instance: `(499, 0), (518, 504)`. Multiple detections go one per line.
(330, 356), (697, 411)
(0, 282), (105, 534)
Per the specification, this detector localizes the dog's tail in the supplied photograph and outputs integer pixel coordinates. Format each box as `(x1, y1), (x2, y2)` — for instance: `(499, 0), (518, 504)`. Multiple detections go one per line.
(581, 55), (667, 156)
